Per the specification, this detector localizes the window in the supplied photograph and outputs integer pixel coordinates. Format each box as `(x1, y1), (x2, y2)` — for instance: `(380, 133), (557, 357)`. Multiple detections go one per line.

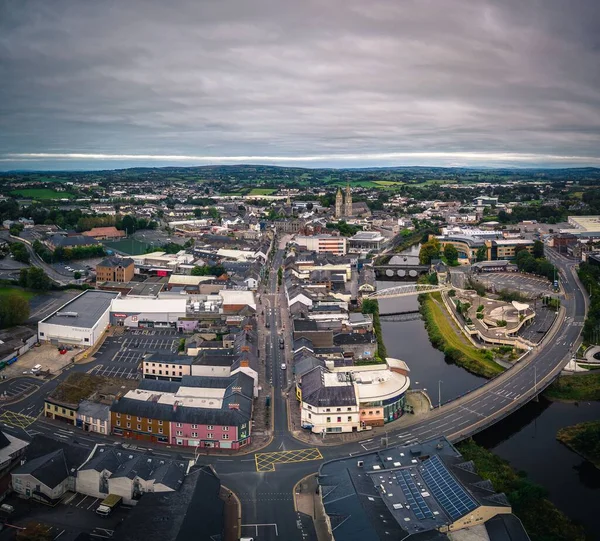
(369, 411), (373, 415)
(348, 416), (352, 422)
(307, 405), (312, 410)
(126, 415), (131, 420)
(152, 369), (156, 374)
(54, 406), (58, 412)
(176, 423), (182, 428)
(376, 410), (380, 414)
(100, 427), (105, 434)
(70, 411), (74, 416)
(222, 426), (229, 431)
(61, 408), (66, 414)
(207, 425), (214, 430)
(191, 432), (198, 438)
(326, 408), (330, 412)
(127, 423), (131, 428)
(191, 424), (198, 429)
(308, 413), (312, 419)
(158, 370), (162, 375)
(326, 417), (331, 423)
(39, 332), (44, 337)
(176, 430), (183, 436)
(337, 417), (341, 423)
(137, 417), (142, 422)
(347, 407), (352, 411)
(84, 338), (89, 343)
(179, 372), (182, 376)
(116, 420), (121, 427)
(207, 433), (213, 439)
(158, 428), (163, 434)
(223, 434), (229, 440)
(336, 408), (341, 412)
(147, 426), (152, 433)
(137, 424), (141, 430)
(158, 420), (163, 426)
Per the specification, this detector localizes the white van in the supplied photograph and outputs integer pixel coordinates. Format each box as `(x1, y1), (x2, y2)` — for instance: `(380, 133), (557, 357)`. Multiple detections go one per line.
(31, 364), (42, 373)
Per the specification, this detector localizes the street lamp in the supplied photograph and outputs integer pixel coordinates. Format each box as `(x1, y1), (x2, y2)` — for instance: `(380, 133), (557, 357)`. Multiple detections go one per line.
(438, 380), (443, 408)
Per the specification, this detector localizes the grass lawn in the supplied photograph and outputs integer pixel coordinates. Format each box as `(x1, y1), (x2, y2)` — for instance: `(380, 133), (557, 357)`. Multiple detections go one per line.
(0, 287), (36, 301)
(421, 293), (504, 378)
(104, 238), (151, 255)
(373, 180), (404, 186)
(544, 372), (600, 401)
(10, 188), (75, 200)
(249, 188), (277, 196)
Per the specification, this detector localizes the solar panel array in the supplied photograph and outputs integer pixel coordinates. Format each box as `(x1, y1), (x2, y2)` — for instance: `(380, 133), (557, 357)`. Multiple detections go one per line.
(396, 470), (433, 520)
(421, 455), (478, 521)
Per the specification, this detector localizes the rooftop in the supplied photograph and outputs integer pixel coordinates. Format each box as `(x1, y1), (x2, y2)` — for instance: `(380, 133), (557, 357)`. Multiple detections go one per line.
(42, 290), (119, 329)
(111, 296), (186, 314)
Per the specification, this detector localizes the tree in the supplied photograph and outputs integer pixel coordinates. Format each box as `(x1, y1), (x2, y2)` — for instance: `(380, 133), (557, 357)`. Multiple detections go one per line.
(9, 243), (30, 264)
(476, 245), (487, 262)
(533, 240), (545, 259)
(121, 214), (136, 234)
(18, 268), (29, 288)
(419, 238), (440, 265)
(306, 202), (314, 211)
(27, 267), (51, 291)
(207, 207), (220, 221)
(73, 271), (82, 280)
(443, 244), (459, 265)
(0, 292), (30, 328)
(9, 223), (24, 236)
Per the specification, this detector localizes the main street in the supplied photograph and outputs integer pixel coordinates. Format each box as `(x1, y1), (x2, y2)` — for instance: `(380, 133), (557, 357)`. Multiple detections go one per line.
(0, 243), (587, 540)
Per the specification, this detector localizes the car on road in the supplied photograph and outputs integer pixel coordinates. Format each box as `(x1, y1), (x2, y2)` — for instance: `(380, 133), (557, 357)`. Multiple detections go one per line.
(281, 363), (286, 370)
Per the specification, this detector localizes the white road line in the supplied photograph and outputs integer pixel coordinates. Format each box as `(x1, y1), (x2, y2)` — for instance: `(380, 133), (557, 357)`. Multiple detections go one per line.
(87, 497), (99, 510)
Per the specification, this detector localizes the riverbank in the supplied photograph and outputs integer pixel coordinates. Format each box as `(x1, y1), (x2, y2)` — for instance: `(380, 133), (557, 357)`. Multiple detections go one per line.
(544, 372), (600, 401)
(557, 420), (600, 469)
(360, 298), (387, 363)
(419, 292), (504, 378)
(457, 439), (587, 541)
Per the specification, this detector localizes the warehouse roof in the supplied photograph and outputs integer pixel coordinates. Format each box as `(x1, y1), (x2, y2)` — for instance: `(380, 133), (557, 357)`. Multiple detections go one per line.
(42, 290), (119, 329)
(111, 297), (186, 314)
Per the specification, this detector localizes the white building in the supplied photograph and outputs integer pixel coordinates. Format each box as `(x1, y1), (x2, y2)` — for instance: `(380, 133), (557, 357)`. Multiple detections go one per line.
(38, 290), (120, 347)
(294, 235), (347, 255)
(110, 297), (187, 328)
(347, 231), (385, 253)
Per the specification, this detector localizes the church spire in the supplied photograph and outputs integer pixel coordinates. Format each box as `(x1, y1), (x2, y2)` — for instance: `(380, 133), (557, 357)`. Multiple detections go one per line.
(345, 183), (352, 217)
(335, 187), (343, 218)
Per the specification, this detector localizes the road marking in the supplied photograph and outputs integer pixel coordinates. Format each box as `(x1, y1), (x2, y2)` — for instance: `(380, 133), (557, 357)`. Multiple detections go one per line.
(255, 447), (323, 472)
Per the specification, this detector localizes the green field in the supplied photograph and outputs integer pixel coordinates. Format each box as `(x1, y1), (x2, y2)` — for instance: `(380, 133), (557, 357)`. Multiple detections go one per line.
(545, 372), (600, 401)
(104, 238), (151, 255)
(249, 188), (277, 196)
(0, 287), (36, 301)
(10, 188), (75, 200)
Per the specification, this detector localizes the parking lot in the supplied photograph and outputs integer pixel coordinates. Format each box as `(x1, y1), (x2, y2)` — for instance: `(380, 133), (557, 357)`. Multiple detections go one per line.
(0, 377), (39, 401)
(122, 336), (179, 352)
(112, 351), (145, 364)
(473, 272), (552, 298)
(89, 364), (140, 380)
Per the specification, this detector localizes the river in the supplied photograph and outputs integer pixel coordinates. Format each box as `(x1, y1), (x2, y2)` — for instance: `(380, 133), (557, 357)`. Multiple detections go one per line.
(377, 243), (600, 537)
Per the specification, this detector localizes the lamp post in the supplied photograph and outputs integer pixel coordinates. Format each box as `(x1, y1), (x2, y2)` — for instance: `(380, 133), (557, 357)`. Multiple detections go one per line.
(438, 380), (443, 408)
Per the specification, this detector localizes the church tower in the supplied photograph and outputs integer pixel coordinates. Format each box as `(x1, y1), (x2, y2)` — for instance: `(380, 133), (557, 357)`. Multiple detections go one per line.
(335, 188), (343, 218)
(345, 183), (352, 217)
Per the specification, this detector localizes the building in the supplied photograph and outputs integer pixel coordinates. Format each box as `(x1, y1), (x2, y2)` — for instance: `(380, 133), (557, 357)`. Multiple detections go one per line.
(110, 373), (254, 450)
(76, 445), (191, 504)
(435, 235), (486, 263)
(564, 215), (600, 237)
(317, 437), (520, 539)
(485, 239), (534, 260)
(0, 326), (37, 364)
(299, 359), (410, 434)
(0, 431), (29, 501)
(112, 466), (224, 541)
(11, 436), (89, 504)
(294, 235), (347, 255)
(76, 401), (111, 435)
(348, 231), (385, 253)
(96, 256), (135, 283)
(82, 226), (126, 240)
(46, 233), (99, 250)
(110, 297), (187, 328)
(38, 290), (120, 347)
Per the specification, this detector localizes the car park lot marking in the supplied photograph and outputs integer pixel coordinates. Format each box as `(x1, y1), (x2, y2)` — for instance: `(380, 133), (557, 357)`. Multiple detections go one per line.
(241, 523), (279, 538)
(255, 447), (323, 472)
(0, 409), (39, 428)
(89, 365), (139, 380)
(112, 351), (144, 364)
(0, 380), (39, 399)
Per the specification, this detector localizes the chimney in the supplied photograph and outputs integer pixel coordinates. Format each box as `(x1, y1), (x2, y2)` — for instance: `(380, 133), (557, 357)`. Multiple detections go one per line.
(173, 401), (179, 412)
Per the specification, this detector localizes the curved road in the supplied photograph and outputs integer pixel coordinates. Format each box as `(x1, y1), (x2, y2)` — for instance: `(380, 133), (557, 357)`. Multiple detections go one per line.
(0, 245), (586, 541)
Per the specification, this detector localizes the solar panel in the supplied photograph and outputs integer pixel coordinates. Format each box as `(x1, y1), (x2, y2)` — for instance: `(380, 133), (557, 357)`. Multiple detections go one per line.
(396, 470), (433, 520)
(421, 455), (478, 521)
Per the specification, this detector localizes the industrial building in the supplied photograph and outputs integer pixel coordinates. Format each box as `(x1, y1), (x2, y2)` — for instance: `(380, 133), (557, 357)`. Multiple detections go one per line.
(110, 297), (187, 328)
(38, 290), (120, 347)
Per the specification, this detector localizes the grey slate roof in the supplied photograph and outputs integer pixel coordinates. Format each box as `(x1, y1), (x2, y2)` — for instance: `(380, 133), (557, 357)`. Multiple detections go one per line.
(301, 367), (356, 408)
(98, 256), (134, 268)
(15, 449), (68, 489)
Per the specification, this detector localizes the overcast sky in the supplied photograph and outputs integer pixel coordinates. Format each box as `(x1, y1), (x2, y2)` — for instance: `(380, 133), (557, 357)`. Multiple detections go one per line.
(1, 0), (599, 170)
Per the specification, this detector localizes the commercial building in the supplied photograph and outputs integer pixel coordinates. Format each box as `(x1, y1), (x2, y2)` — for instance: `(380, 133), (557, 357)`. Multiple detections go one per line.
(110, 297), (187, 328)
(38, 290), (119, 347)
(434, 235), (486, 263)
(347, 231), (385, 253)
(96, 256), (135, 283)
(564, 215), (600, 237)
(299, 359), (410, 434)
(485, 238), (534, 260)
(110, 373), (253, 450)
(317, 437), (519, 539)
(294, 235), (347, 256)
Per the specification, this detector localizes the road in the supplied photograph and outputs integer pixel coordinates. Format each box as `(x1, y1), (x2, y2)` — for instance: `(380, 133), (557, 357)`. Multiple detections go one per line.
(0, 243), (587, 541)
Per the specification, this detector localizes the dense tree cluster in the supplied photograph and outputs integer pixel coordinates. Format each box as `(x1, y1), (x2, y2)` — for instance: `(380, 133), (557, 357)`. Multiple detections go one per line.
(514, 248), (556, 281)
(19, 267), (51, 291)
(0, 291), (30, 328)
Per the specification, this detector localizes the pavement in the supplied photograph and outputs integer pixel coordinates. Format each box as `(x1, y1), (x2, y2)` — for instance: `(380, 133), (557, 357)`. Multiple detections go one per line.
(0, 240), (587, 541)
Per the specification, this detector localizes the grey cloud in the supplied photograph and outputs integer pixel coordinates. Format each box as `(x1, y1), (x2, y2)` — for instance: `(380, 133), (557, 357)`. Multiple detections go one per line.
(0, 0), (599, 169)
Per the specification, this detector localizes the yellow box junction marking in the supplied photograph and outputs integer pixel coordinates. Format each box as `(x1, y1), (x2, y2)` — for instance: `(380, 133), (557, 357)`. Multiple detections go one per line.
(0, 410), (38, 429)
(255, 448), (323, 472)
